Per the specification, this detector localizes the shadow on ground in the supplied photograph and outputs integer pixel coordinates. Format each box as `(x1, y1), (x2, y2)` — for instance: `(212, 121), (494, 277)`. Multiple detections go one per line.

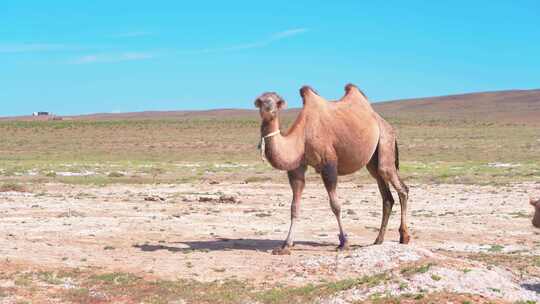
(133, 238), (335, 253)
(521, 283), (540, 293)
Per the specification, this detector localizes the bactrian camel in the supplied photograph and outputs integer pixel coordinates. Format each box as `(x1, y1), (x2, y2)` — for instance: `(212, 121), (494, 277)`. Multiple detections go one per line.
(530, 198), (540, 228)
(255, 84), (410, 254)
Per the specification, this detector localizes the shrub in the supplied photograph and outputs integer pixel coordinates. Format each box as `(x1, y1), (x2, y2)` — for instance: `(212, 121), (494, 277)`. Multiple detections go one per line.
(108, 172), (125, 178)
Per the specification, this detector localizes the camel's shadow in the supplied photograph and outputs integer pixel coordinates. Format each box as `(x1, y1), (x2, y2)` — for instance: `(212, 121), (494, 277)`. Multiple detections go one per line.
(133, 238), (337, 253)
(521, 282), (540, 293)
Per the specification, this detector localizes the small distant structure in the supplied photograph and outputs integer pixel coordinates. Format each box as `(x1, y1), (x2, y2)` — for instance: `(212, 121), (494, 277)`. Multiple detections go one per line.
(32, 111), (50, 116)
(31, 112), (63, 121)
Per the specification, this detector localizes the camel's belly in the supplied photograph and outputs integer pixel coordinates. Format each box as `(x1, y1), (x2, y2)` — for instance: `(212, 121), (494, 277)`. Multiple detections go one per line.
(335, 147), (374, 175)
(305, 131), (379, 176)
(335, 124), (379, 175)
(306, 146), (375, 175)
(337, 160), (366, 175)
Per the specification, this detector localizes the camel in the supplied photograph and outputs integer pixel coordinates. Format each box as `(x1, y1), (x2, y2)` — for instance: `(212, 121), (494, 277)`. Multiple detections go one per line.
(255, 84), (410, 254)
(530, 198), (540, 228)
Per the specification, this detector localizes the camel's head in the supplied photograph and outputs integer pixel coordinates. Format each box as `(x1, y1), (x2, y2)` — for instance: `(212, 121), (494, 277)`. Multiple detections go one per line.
(254, 92), (286, 121)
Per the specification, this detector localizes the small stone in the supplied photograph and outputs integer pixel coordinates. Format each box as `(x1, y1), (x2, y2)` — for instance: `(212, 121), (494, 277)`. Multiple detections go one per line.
(219, 194), (240, 204)
(198, 196), (214, 202)
(272, 247), (291, 255)
(145, 196), (165, 202)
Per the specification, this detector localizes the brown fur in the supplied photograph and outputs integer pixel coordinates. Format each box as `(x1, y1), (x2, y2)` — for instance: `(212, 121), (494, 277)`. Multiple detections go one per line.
(255, 84), (410, 252)
(531, 198), (540, 228)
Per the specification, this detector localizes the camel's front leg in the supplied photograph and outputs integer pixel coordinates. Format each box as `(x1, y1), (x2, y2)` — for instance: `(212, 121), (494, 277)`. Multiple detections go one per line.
(273, 165), (306, 255)
(321, 163), (349, 250)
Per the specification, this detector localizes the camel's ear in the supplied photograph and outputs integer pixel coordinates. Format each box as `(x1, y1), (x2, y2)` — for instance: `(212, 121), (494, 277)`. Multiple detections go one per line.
(277, 99), (287, 110)
(254, 98), (262, 108)
(531, 198), (539, 207)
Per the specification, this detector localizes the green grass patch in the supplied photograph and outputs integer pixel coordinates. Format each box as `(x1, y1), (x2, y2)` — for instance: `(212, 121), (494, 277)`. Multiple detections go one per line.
(487, 244), (504, 253)
(400, 263), (435, 276)
(0, 116), (538, 185)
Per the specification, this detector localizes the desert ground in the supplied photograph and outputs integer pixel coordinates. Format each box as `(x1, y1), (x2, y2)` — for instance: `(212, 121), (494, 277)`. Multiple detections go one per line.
(0, 89), (539, 303)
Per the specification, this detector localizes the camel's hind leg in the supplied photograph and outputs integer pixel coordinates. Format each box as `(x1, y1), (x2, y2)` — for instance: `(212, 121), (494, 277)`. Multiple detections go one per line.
(368, 151), (410, 244)
(390, 173), (410, 244)
(369, 115), (411, 244)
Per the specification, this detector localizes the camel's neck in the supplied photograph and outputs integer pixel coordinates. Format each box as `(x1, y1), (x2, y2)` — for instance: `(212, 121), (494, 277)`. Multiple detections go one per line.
(261, 112), (306, 171)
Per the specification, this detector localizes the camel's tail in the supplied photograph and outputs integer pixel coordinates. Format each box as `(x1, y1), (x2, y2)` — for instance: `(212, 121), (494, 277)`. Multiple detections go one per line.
(395, 140), (400, 170)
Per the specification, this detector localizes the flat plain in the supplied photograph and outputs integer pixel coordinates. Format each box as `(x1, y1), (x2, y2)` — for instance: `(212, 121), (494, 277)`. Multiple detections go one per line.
(0, 89), (539, 303)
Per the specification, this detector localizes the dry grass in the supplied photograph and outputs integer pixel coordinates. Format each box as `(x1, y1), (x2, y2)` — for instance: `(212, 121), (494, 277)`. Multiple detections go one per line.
(444, 251), (540, 277)
(0, 266), (518, 304)
(0, 182), (28, 192)
(0, 267), (390, 304)
(0, 115), (537, 186)
(0, 90), (538, 185)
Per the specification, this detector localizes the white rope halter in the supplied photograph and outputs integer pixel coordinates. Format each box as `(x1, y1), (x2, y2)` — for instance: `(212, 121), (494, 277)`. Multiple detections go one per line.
(259, 130), (280, 162)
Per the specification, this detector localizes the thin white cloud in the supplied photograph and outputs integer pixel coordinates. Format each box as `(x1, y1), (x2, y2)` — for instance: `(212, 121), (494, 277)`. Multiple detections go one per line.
(0, 43), (68, 53)
(270, 28), (310, 40)
(184, 27), (310, 54)
(69, 52), (154, 64)
(194, 41), (266, 54)
(3, 27), (308, 61)
(111, 31), (152, 38)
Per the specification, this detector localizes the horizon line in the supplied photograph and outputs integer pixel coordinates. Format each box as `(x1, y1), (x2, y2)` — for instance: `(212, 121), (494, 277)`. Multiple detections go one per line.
(1, 87), (538, 119)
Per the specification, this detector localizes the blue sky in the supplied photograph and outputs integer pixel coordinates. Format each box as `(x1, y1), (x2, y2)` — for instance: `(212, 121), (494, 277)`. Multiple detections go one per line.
(1, 1), (539, 116)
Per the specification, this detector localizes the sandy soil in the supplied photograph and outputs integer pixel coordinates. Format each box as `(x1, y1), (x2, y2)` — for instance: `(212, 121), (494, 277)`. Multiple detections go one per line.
(1, 181), (539, 302)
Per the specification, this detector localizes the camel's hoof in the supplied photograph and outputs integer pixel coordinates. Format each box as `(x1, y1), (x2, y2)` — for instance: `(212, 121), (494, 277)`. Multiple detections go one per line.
(336, 243), (350, 251)
(400, 234), (411, 244)
(271, 246), (291, 255)
(337, 234), (349, 251)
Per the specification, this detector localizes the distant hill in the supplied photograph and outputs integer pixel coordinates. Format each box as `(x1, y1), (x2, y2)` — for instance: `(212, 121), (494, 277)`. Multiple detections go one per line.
(2, 89), (539, 124)
(70, 109), (257, 120)
(373, 89), (540, 124)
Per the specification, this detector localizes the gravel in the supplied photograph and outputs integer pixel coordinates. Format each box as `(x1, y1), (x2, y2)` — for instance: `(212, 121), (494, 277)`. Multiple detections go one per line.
(317, 243), (540, 303)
